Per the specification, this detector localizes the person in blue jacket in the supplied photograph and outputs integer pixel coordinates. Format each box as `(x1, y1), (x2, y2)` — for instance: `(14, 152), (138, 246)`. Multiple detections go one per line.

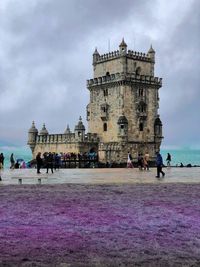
(155, 151), (165, 178)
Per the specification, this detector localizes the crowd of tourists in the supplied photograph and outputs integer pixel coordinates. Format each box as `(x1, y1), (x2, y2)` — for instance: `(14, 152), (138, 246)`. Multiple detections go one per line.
(0, 150), (173, 180)
(35, 151), (98, 174)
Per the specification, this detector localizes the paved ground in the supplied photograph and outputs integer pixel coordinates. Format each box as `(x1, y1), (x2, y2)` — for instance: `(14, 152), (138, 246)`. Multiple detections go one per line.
(0, 167), (200, 185)
(1, 168), (200, 266)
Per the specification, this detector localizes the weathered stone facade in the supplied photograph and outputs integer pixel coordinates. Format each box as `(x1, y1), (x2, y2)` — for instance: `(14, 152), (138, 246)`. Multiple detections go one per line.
(28, 39), (163, 164)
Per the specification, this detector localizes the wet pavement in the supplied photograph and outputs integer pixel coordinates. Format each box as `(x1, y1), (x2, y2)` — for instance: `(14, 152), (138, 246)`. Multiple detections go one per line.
(0, 167), (200, 185)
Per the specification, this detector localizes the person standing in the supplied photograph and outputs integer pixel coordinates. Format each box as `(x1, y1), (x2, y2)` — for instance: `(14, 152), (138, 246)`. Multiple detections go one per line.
(10, 153), (15, 169)
(36, 152), (43, 174)
(46, 152), (54, 174)
(166, 153), (171, 167)
(0, 153), (4, 181)
(144, 152), (150, 171)
(127, 152), (133, 168)
(138, 153), (144, 170)
(0, 153), (4, 169)
(155, 152), (165, 178)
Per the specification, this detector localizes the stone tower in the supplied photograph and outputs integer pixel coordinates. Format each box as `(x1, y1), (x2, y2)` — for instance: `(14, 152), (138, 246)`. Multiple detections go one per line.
(87, 39), (163, 163)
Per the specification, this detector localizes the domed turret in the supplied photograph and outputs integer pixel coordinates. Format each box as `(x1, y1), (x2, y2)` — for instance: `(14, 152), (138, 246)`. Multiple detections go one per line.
(148, 44), (155, 62)
(154, 115), (162, 137)
(75, 116), (85, 131)
(39, 123), (49, 136)
(75, 116), (85, 141)
(64, 124), (71, 134)
(27, 121), (38, 152)
(154, 116), (162, 126)
(148, 44), (155, 54)
(119, 38), (127, 55)
(28, 121), (38, 134)
(93, 47), (100, 65)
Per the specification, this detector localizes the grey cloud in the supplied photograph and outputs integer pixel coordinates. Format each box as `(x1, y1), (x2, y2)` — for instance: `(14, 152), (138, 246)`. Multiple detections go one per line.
(0, 0), (199, 148)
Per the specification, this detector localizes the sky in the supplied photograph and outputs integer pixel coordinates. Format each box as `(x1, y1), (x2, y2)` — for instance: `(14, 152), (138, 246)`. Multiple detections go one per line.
(0, 0), (199, 149)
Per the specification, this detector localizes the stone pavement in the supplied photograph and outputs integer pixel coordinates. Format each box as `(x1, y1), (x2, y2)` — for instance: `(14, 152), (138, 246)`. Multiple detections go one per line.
(0, 167), (200, 185)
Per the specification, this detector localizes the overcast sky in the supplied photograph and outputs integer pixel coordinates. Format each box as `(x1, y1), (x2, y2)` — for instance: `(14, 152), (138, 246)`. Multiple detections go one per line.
(0, 0), (199, 148)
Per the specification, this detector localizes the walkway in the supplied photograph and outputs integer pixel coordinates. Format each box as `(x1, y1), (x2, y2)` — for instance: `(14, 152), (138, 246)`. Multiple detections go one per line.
(0, 167), (200, 185)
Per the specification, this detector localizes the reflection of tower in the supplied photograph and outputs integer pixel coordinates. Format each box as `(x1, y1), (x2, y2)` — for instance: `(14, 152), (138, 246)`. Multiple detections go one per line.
(74, 116), (85, 141)
(27, 121), (38, 152)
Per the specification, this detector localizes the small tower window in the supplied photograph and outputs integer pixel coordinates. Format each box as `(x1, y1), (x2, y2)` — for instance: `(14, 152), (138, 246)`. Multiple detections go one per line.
(103, 89), (108, 97)
(139, 123), (143, 131)
(120, 125), (124, 129)
(139, 88), (143, 97)
(138, 102), (146, 113)
(103, 123), (107, 131)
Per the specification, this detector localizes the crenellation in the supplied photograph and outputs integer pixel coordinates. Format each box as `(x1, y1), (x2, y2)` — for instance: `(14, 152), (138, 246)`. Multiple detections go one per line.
(87, 73), (162, 88)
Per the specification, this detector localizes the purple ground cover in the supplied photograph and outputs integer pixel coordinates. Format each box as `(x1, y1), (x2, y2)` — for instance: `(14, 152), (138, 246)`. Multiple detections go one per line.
(0, 184), (200, 267)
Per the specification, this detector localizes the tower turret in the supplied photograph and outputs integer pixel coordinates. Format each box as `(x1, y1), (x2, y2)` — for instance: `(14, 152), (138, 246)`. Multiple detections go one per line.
(119, 38), (127, 55)
(119, 38), (127, 73)
(148, 44), (155, 60)
(64, 124), (71, 134)
(148, 44), (155, 76)
(74, 116), (85, 141)
(93, 47), (100, 67)
(154, 115), (163, 152)
(39, 123), (49, 136)
(27, 121), (38, 152)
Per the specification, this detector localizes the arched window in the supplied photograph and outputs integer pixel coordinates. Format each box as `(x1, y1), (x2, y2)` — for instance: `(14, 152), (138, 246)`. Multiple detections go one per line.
(139, 88), (143, 96)
(138, 102), (146, 113)
(103, 89), (108, 97)
(103, 123), (107, 131)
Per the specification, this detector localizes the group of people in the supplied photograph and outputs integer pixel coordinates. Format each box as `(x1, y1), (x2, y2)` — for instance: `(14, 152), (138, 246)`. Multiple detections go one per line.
(35, 151), (98, 174)
(127, 151), (172, 178)
(59, 151), (97, 161)
(36, 152), (62, 174)
(127, 152), (150, 170)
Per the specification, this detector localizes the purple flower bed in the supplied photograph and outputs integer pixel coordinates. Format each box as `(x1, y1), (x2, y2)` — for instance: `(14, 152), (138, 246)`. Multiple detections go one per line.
(0, 184), (200, 266)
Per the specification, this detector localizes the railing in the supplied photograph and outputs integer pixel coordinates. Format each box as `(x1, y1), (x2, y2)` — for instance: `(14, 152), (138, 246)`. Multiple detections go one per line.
(60, 158), (98, 168)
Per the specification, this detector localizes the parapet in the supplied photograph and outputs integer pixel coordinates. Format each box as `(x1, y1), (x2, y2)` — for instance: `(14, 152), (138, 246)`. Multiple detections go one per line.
(94, 49), (152, 64)
(35, 132), (99, 144)
(87, 72), (162, 88)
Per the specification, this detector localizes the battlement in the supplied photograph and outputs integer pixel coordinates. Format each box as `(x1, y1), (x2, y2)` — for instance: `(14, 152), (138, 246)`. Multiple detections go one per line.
(35, 132), (99, 144)
(87, 72), (162, 88)
(127, 50), (151, 61)
(95, 50), (151, 64)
